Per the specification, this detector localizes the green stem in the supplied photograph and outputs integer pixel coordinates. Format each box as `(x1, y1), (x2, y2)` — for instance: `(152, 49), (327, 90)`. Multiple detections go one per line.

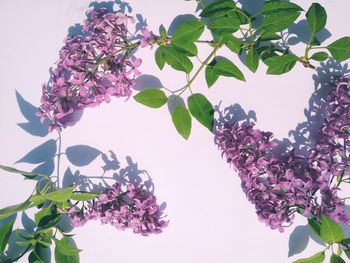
(175, 45), (221, 96)
(56, 132), (62, 189)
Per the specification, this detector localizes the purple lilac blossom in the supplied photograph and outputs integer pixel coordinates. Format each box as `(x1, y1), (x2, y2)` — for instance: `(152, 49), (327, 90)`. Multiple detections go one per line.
(37, 8), (142, 132)
(216, 75), (350, 232)
(68, 183), (168, 236)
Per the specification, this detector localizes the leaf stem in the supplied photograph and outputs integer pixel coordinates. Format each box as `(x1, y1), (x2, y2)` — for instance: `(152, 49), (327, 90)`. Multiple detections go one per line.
(175, 45), (221, 96)
(56, 132), (62, 189)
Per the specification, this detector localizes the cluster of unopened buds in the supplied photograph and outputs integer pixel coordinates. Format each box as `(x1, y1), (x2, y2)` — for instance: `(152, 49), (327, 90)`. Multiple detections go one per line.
(216, 74), (350, 232)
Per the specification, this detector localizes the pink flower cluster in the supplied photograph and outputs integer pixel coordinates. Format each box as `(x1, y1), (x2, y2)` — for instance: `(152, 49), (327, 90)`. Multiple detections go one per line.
(37, 8), (142, 132)
(216, 75), (350, 232)
(68, 183), (168, 236)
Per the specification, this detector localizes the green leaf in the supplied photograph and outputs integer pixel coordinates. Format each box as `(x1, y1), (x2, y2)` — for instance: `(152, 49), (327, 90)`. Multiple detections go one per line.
(55, 244), (79, 263)
(211, 57), (245, 81)
(262, 1), (303, 14)
(162, 46), (193, 73)
(171, 106), (192, 140)
(246, 47), (259, 73)
(159, 25), (167, 38)
(293, 251), (325, 263)
(44, 187), (74, 203)
(200, 0), (235, 17)
(330, 254), (346, 263)
(320, 214), (344, 243)
(308, 218), (322, 239)
(265, 54), (298, 75)
(134, 89), (168, 109)
(207, 17), (239, 35)
(327, 37), (350, 62)
(341, 238), (350, 245)
(224, 35), (242, 54)
(225, 8), (250, 25)
(172, 41), (198, 57)
(205, 65), (219, 88)
(0, 164), (46, 180)
(187, 93), (214, 131)
(260, 11), (301, 32)
(55, 237), (82, 256)
(311, 37), (321, 46)
(29, 250), (45, 263)
(35, 205), (61, 229)
(172, 20), (205, 43)
(306, 3), (327, 34)
(155, 47), (166, 70)
(16, 240), (32, 246)
(0, 217), (16, 253)
(30, 187), (74, 204)
(70, 192), (99, 201)
(258, 32), (282, 41)
(0, 200), (32, 221)
(310, 52), (328, 61)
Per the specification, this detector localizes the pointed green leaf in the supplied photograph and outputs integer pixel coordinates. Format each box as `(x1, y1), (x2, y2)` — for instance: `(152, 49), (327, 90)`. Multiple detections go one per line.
(320, 214), (344, 243)
(55, 244), (79, 263)
(327, 37), (350, 62)
(172, 42), (198, 57)
(0, 200), (32, 221)
(200, 0), (235, 17)
(162, 46), (193, 73)
(172, 20), (205, 43)
(205, 65), (219, 88)
(260, 11), (301, 32)
(29, 250), (45, 263)
(265, 54), (298, 75)
(188, 94), (214, 131)
(247, 47), (259, 73)
(0, 217), (16, 253)
(207, 17), (239, 35)
(159, 25), (166, 38)
(258, 32), (282, 41)
(308, 218), (322, 239)
(310, 52), (328, 61)
(224, 35), (242, 54)
(55, 237), (82, 256)
(330, 254), (346, 263)
(30, 187), (74, 204)
(134, 89), (168, 108)
(306, 3), (327, 34)
(155, 47), (166, 70)
(171, 106), (192, 140)
(293, 251), (325, 263)
(225, 8), (250, 25)
(70, 192), (99, 201)
(211, 57), (245, 81)
(0, 164), (47, 180)
(35, 205), (61, 229)
(262, 1), (303, 14)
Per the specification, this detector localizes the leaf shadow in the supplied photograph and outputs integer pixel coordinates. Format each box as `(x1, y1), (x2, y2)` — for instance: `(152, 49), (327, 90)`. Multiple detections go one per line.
(15, 90), (49, 137)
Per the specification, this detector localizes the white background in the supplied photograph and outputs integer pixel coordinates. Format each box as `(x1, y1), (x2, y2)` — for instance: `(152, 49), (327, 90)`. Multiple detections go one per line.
(0, 0), (350, 262)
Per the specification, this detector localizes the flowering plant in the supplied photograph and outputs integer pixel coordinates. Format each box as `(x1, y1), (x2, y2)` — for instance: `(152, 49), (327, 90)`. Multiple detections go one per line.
(1, 0), (350, 262)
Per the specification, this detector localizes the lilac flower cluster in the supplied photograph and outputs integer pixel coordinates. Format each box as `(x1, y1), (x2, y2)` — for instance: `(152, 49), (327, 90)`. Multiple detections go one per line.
(68, 183), (168, 236)
(216, 75), (350, 232)
(37, 8), (142, 132)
